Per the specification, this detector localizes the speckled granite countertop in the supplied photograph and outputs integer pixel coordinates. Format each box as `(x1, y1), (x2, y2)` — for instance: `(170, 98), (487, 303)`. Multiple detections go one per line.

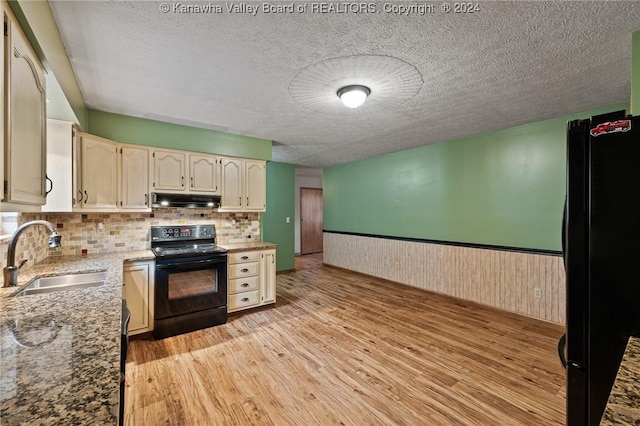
(218, 241), (277, 252)
(0, 250), (154, 425)
(602, 337), (640, 425)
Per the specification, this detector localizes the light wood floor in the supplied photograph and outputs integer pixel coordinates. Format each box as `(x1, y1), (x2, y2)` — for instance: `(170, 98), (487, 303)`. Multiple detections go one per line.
(125, 253), (566, 425)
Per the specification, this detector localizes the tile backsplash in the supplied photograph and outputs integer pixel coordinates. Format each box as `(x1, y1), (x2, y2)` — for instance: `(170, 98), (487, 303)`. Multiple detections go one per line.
(0, 210), (260, 270)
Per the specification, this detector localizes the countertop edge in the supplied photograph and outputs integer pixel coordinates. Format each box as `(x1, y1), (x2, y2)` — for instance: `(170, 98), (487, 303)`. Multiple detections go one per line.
(218, 242), (278, 252)
(601, 336), (640, 424)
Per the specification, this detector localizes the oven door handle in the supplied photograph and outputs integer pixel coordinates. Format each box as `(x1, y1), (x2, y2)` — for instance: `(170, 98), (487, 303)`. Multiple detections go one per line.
(156, 258), (227, 270)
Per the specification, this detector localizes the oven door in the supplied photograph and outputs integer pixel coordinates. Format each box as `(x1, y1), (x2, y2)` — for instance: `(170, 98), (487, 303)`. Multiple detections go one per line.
(154, 254), (227, 320)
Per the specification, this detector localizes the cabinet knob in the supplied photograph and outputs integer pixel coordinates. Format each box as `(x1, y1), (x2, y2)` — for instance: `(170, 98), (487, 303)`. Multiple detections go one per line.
(241, 268), (249, 273)
(84, 190), (88, 204)
(241, 256), (249, 260)
(241, 283), (249, 287)
(241, 297), (249, 302)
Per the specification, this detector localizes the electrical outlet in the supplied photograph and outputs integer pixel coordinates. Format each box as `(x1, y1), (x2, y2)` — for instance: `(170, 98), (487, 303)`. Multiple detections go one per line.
(533, 288), (542, 299)
(285, 217), (291, 223)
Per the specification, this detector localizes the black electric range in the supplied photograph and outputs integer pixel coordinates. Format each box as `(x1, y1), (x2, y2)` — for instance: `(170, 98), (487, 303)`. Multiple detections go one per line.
(150, 225), (228, 339)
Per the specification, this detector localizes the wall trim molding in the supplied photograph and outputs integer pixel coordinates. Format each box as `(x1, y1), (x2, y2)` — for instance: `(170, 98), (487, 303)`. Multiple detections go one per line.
(323, 230), (562, 257)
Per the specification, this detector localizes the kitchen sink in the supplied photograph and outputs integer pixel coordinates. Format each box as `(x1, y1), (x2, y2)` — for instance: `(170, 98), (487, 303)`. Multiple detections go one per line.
(13, 271), (108, 297)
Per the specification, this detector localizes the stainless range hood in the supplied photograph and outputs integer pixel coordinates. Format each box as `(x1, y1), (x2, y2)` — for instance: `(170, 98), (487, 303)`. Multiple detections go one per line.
(151, 193), (221, 209)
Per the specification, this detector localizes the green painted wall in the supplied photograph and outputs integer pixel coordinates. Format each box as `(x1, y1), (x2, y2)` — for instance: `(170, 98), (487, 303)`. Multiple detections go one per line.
(261, 162), (295, 271)
(324, 103), (628, 252)
(632, 31), (640, 115)
(87, 110), (272, 160)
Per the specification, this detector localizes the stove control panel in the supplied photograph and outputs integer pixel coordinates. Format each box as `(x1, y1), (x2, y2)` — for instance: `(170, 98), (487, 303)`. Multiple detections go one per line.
(151, 225), (215, 241)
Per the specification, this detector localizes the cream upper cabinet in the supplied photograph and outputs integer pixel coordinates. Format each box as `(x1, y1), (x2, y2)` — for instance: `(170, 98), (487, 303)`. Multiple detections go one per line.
(220, 158), (243, 210)
(77, 133), (118, 210)
(189, 154), (220, 193)
(123, 260), (155, 335)
(120, 145), (150, 210)
(153, 150), (186, 192)
(42, 120), (74, 212)
(3, 12), (46, 206)
(260, 249), (276, 305)
(220, 158), (266, 212)
(245, 160), (266, 211)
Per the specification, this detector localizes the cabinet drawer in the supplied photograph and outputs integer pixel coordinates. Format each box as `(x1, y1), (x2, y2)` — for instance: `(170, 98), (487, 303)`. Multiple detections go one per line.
(228, 251), (260, 264)
(229, 276), (259, 294)
(228, 290), (259, 310)
(229, 262), (259, 279)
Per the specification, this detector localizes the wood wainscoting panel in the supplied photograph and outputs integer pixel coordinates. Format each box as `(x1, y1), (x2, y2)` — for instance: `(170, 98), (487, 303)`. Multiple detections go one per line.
(323, 233), (566, 324)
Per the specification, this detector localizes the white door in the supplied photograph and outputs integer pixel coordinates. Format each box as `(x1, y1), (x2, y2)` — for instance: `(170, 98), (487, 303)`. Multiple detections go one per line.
(5, 16), (46, 205)
(42, 120), (74, 212)
(153, 150), (186, 191)
(189, 154), (220, 193)
(121, 146), (150, 209)
(260, 249), (276, 304)
(123, 261), (153, 334)
(245, 160), (266, 211)
(220, 158), (243, 210)
(79, 135), (118, 209)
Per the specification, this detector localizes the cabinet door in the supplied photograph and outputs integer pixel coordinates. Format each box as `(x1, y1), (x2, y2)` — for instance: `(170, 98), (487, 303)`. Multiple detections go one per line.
(260, 249), (276, 304)
(220, 158), (243, 210)
(42, 119), (74, 212)
(4, 16), (46, 205)
(79, 135), (118, 209)
(120, 146), (150, 209)
(245, 160), (266, 211)
(153, 150), (186, 191)
(189, 154), (220, 193)
(123, 261), (154, 335)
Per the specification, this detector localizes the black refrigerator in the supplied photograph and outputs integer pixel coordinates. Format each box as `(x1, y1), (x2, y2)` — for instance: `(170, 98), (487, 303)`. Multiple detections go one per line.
(562, 109), (640, 425)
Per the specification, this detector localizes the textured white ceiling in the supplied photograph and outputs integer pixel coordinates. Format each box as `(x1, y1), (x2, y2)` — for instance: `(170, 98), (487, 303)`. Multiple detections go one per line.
(48, 1), (640, 167)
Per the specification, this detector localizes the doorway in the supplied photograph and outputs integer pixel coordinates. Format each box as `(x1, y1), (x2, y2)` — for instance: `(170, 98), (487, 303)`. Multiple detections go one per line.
(300, 188), (323, 254)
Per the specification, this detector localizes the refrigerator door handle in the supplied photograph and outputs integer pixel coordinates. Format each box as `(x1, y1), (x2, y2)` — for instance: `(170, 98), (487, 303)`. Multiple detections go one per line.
(561, 197), (567, 271)
(558, 333), (568, 369)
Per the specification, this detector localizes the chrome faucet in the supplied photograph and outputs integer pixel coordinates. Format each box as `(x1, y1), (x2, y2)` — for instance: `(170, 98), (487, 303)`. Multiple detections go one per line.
(3, 220), (62, 287)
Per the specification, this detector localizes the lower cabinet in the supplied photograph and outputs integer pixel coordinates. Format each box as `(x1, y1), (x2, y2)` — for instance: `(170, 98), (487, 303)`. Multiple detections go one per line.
(123, 260), (155, 335)
(228, 249), (276, 313)
(260, 249), (276, 305)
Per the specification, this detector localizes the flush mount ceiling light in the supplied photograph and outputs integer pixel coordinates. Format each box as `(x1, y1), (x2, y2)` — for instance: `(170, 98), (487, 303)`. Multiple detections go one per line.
(337, 85), (371, 109)
(288, 55), (423, 115)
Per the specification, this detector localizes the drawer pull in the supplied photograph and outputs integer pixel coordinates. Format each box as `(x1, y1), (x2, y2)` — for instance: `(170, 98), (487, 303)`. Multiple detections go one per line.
(241, 256), (249, 260)
(241, 268), (249, 273)
(241, 283), (249, 287)
(241, 297), (249, 302)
